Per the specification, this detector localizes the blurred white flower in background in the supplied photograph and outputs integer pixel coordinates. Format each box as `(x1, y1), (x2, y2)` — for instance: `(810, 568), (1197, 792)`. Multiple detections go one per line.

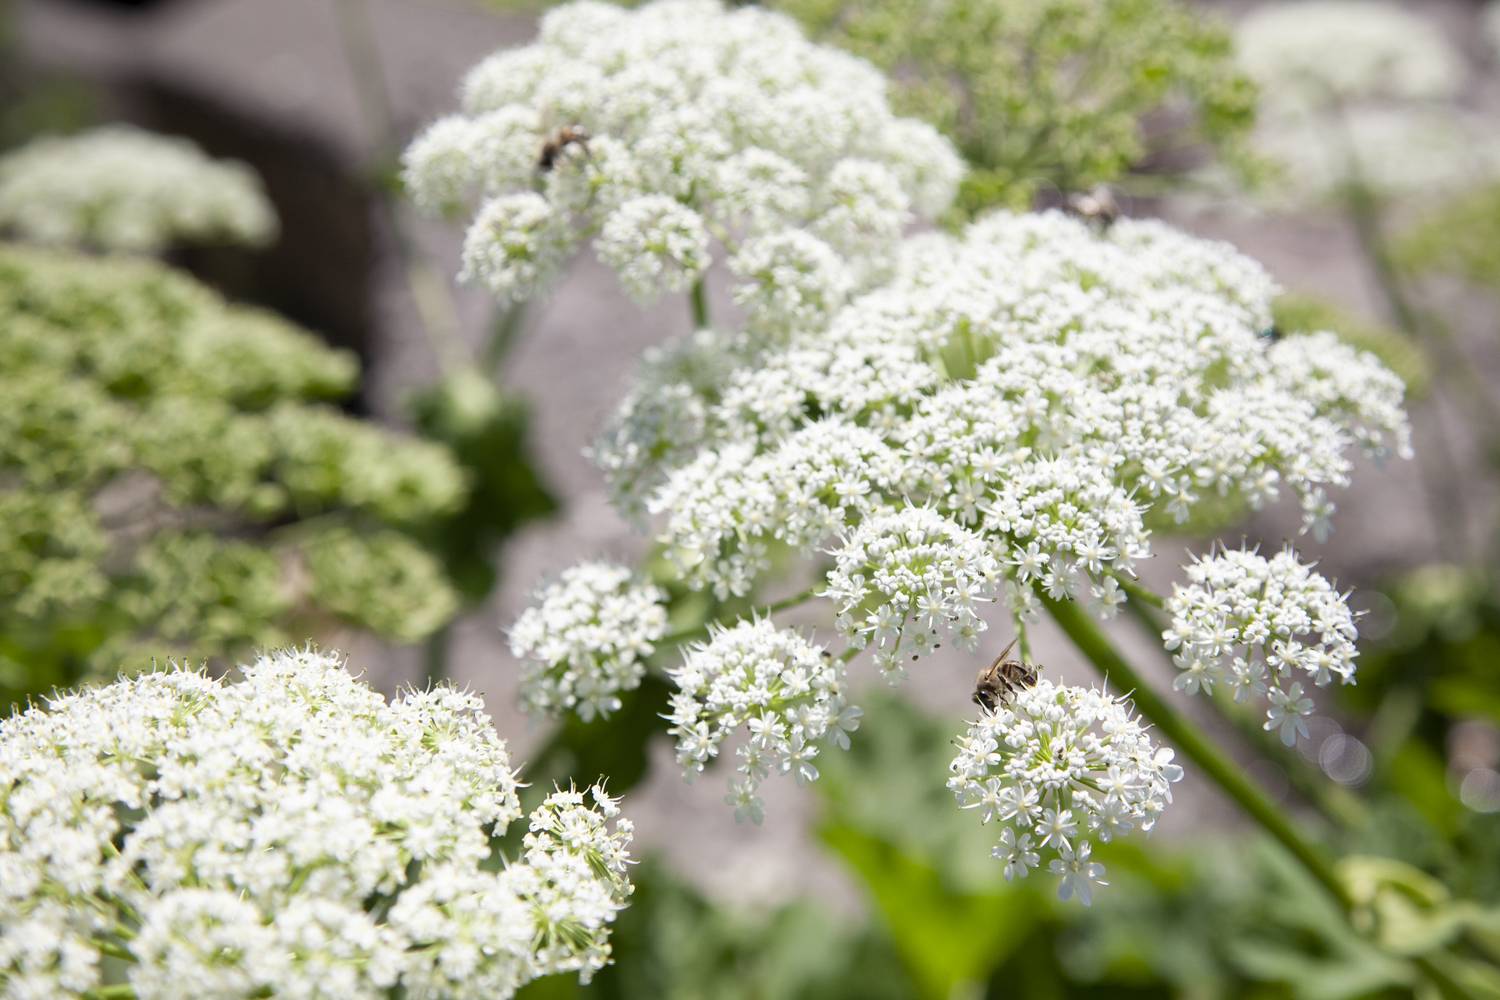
(0, 648), (634, 999)
(1236, 0), (1463, 110)
(1232, 1), (1500, 204)
(0, 125), (278, 253)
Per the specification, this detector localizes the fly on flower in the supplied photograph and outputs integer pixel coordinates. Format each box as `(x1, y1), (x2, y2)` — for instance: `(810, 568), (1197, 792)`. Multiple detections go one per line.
(537, 124), (591, 173)
(972, 636), (1040, 713)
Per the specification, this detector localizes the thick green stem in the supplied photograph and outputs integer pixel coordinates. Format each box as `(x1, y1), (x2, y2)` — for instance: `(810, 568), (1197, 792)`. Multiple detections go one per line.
(1043, 595), (1355, 912)
(690, 278), (710, 329)
(85, 987), (136, 1000)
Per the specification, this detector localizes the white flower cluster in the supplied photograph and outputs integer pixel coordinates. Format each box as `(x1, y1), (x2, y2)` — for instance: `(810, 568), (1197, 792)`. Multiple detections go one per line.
(0, 648), (633, 999)
(948, 680), (1183, 905)
(0, 125), (278, 253)
(599, 212), (1407, 676)
(1235, 1), (1463, 110)
(1163, 548), (1360, 745)
(1234, 3), (1500, 203)
(403, 0), (961, 315)
(824, 505), (999, 678)
(508, 561), (669, 721)
(665, 619), (860, 823)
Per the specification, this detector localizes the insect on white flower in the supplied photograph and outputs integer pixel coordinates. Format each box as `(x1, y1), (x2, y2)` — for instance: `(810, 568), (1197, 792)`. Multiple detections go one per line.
(949, 679), (1182, 903)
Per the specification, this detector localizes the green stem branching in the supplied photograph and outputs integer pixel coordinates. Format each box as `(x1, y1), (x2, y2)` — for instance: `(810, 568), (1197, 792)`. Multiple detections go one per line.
(1042, 594), (1356, 911)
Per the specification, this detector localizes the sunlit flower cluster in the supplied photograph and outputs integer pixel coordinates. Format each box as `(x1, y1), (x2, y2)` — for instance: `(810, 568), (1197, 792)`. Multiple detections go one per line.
(599, 212), (1407, 666)
(403, 0), (961, 314)
(0, 125), (278, 253)
(509, 562), (669, 721)
(1163, 547), (1360, 745)
(948, 680), (1182, 905)
(665, 619), (860, 823)
(0, 648), (634, 999)
(824, 505), (999, 678)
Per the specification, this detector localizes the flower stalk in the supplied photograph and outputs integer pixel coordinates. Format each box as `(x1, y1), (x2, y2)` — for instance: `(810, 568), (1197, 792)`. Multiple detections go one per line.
(1042, 594), (1355, 912)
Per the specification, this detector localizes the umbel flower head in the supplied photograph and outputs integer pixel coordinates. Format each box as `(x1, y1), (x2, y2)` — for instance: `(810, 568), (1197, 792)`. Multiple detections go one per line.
(598, 211), (1409, 665)
(0, 648), (634, 999)
(665, 619), (860, 823)
(508, 561), (669, 721)
(0, 125), (278, 253)
(403, 0), (962, 316)
(949, 679), (1183, 905)
(1164, 547), (1360, 745)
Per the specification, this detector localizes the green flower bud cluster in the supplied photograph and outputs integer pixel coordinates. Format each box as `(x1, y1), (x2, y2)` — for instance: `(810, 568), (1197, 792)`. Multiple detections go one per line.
(0, 245), (467, 702)
(778, 0), (1259, 216)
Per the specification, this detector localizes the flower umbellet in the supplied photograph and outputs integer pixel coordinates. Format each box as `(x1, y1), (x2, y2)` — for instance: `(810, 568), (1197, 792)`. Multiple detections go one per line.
(0, 648), (634, 999)
(949, 680), (1183, 903)
(508, 562), (669, 721)
(1163, 547), (1360, 745)
(665, 619), (859, 823)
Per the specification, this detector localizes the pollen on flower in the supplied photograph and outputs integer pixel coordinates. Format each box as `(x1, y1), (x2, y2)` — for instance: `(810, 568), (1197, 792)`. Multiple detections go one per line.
(948, 679), (1183, 904)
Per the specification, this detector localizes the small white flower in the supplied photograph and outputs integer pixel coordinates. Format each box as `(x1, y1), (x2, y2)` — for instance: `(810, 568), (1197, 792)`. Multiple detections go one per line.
(950, 679), (1181, 904)
(1265, 682), (1316, 747)
(1166, 547), (1358, 739)
(509, 561), (669, 721)
(667, 619), (856, 822)
(1049, 842), (1108, 906)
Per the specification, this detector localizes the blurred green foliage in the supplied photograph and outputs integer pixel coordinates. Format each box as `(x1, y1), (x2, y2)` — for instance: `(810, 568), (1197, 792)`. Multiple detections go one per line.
(1398, 183), (1500, 293)
(0, 245), (469, 707)
(776, 0), (1259, 217)
(1272, 293), (1432, 398)
(409, 365), (558, 604)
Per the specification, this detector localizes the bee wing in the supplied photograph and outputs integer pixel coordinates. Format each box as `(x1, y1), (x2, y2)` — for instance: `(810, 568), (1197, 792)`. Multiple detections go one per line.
(989, 636), (1019, 670)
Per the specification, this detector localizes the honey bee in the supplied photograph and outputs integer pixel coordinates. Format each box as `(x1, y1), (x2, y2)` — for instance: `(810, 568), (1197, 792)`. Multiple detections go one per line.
(1065, 184), (1120, 228)
(537, 125), (591, 173)
(972, 637), (1039, 713)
